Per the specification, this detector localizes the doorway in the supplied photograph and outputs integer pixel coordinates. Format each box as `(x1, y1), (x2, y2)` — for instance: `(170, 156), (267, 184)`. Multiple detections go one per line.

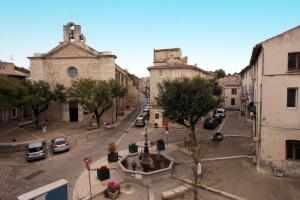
(69, 102), (78, 122)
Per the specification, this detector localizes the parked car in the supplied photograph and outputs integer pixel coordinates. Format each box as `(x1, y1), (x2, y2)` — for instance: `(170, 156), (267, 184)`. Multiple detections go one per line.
(214, 114), (223, 124)
(142, 112), (149, 121)
(215, 108), (226, 118)
(145, 105), (151, 110)
(143, 108), (150, 113)
(51, 137), (70, 153)
(135, 116), (145, 127)
(203, 117), (218, 129)
(26, 141), (46, 161)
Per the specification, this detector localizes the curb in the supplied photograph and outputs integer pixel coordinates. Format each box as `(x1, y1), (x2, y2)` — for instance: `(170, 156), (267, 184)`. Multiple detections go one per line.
(116, 101), (146, 146)
(174, 177), (246, 200)
(174, 155), (254, 165)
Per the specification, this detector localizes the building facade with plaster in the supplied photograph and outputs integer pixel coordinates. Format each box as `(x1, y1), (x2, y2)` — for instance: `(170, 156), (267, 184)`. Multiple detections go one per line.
(147, 48), (210, 127)
(250, 25), (300, 177)
(219, 74), (242, 110)
(29, 22), (136, 124)
(0, 61), (29, 124)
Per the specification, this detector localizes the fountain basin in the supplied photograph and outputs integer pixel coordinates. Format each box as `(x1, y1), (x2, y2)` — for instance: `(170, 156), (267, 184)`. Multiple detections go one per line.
(118, 152), (174, 186)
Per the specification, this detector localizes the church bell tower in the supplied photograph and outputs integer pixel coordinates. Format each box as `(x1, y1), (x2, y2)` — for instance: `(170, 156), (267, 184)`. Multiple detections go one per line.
(63, 22), (86, 44)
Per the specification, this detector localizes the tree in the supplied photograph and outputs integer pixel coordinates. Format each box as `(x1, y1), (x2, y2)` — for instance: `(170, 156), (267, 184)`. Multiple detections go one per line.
(70, 79), (125, 127)
(24, 81), (66, 127)
(157, 76), (222, 200)
(157, 76), (221, 146)
(214, 69), (226, 79)
(127, 73), (140, 89)
(0, 77), (27, 110)
(109, 79), (128, 119)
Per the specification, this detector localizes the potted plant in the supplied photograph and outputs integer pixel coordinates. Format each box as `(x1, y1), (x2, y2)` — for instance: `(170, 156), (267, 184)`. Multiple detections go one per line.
(128, 143), (138, 153)
(107, 143), (118, 162)
(157, 139), (165, 151)
(105, 181), (121, 199)
(97, 165), (110, 181)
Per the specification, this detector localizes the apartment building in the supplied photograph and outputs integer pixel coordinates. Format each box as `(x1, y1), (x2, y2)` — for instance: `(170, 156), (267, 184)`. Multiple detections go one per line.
(240, 65), (255, 121)
(147, 48), (210, 127)
(249, 25), (300, 177)
(219, 74), (242, 110)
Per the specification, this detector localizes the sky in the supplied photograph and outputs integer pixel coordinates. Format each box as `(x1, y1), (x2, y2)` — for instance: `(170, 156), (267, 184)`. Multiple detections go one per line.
(1, 0), (300, 78)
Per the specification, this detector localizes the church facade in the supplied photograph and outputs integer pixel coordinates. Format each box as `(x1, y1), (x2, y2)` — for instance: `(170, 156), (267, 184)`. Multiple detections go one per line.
(29, 22), (136, 124)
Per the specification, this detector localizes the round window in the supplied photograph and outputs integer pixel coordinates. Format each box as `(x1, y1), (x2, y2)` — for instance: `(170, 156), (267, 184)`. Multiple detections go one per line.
(67, 66), (78, 78)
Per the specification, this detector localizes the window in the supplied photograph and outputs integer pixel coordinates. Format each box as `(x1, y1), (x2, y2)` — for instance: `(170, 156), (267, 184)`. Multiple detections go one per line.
(288, 52), (300, 71)
(11, 107), (17, 118)
(231, 88), (237, 95)
(287, 88), (298, 108)
(231, 98), (235, 105)
(158, 69), (164, 77)
(155, 113), (160, 119)
(286, 140), (300, 160)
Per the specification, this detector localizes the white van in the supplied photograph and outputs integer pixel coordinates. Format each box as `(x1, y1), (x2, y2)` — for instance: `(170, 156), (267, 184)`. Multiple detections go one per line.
(216, 108), (226, 118)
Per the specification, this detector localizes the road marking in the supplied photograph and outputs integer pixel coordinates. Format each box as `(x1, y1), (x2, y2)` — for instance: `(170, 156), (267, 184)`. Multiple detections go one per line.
(116, 99), (146, 146)
(217, 113), (230, 133)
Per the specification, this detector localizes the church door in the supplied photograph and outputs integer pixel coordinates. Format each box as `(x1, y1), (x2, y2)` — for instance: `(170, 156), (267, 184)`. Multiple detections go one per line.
(69, 102), (78, 122)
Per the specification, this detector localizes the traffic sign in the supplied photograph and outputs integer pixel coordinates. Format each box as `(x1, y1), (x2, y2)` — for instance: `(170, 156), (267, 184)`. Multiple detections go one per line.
(84, 156), (92, 164)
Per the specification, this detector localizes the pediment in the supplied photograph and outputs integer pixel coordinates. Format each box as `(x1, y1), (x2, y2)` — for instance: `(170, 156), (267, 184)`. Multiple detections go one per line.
(45, 43), (97, 58)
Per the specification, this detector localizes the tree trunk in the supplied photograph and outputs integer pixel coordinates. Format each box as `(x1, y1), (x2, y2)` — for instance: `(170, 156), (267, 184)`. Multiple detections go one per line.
(34, 111), (40, 128)
(193, 187), (198, 200)
(95, 113), (100, 127)
(191, 125), (196, 147)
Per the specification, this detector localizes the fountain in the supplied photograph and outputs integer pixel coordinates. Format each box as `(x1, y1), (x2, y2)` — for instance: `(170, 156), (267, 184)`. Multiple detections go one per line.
(118, 123), (174, 185)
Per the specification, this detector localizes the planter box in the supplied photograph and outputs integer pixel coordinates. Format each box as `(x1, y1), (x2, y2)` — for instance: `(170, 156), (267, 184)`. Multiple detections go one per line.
(108, 152), (119, 162)
(128, 144), (138, 153)
(105, 189), (120, 199)
(157, 140), (165, 151)
(97, 168), (110, 181)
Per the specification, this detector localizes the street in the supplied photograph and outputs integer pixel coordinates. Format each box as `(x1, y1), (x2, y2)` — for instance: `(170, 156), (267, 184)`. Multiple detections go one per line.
(0, 96), (147, 200)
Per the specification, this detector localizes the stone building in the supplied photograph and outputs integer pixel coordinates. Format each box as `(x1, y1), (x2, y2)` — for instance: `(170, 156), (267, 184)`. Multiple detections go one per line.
(28, 22), (135, 124)
(139, 77), (150, 97)
(249, 25), (300, 177)
(147, 48), (210, 127)
(219, 74), (242, 110)
(0, 61), (29, 124)
(240, 65), (255, 121)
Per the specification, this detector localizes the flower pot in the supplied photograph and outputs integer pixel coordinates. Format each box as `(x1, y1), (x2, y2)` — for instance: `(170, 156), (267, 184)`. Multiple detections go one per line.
(97, 166), (110, 181)
(108, 152), (119, 162)
(157, 139), (165, 151)
(128, 144), (138, 153)
(105, 189), (120, 199)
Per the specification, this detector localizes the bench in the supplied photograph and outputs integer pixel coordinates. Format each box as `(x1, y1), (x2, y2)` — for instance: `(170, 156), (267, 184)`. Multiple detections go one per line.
(162, 185), (190, 199)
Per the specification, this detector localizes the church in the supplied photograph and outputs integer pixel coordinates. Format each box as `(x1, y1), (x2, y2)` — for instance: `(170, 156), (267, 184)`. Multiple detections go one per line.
(29, 22), (138, 124)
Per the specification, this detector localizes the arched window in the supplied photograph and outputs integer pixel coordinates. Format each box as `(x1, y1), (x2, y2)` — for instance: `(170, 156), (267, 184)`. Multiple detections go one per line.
(286, 140), (300, 160)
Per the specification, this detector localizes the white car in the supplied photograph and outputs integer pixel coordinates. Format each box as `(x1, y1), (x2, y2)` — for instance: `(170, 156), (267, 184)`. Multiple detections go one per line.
(215, 108), (226, 118)
(51, 137), (70, 153)
(26, 141), (46, 161)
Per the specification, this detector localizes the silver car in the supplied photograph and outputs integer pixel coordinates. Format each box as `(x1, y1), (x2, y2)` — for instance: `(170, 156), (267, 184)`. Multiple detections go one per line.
(26, 141), (46, 161)
(51, 137), (70, 153)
